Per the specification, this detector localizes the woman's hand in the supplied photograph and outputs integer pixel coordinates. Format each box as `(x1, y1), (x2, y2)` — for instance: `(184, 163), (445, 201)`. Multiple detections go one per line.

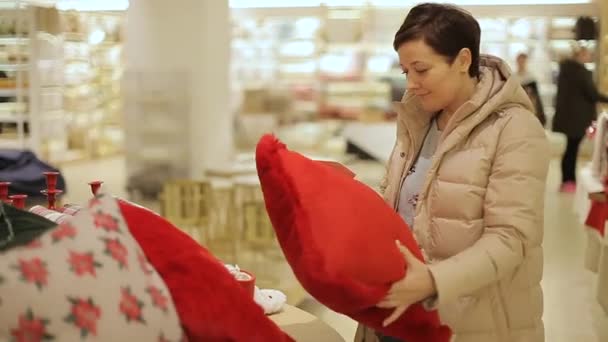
(376, 240), (437, 327)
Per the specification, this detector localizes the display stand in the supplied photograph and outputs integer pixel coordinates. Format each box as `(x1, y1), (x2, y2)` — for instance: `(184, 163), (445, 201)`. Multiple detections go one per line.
(269, 304), (344, 342)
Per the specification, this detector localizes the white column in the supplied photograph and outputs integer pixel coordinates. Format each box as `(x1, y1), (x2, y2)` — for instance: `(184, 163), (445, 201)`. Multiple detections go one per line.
(125, 0), (233, 178)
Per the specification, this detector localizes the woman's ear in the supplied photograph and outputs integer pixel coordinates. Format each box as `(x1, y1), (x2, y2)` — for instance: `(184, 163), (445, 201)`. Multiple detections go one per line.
(457, 48), (472, 74)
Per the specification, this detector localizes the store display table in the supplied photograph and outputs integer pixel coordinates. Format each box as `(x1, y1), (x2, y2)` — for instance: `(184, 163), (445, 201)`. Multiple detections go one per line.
(270, 305), (345, 342)
(342, 122), (396, 164)
(206, 162), (258, 178)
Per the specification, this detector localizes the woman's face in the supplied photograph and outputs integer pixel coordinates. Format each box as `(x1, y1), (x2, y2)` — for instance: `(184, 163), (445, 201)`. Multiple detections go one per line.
(397, 39), (469, 113)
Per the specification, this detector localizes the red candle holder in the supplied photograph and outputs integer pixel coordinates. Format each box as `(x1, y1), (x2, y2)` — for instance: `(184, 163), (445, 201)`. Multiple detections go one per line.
(41, 189), (63, 211)
(88, 181), (103, 196)
(0, 181), (10, 202)
(9, 194), (27, 209)
(43, 172), (60, 192)
(237, 270), (256, 298)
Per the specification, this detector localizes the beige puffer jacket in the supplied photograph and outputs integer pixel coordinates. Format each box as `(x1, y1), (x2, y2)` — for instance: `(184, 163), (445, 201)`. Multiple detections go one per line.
(355, 56), (550, 342)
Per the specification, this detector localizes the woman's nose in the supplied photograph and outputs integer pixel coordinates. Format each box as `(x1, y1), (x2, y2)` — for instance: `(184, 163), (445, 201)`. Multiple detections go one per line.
(406, 79), (419, 91)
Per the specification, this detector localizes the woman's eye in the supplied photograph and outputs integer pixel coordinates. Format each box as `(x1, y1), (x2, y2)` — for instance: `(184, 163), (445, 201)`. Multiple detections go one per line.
(415, 69), (428, 74)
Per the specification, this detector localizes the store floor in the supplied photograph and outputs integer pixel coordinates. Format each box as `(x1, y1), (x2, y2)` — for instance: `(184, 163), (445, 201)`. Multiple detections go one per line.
(60, 155), (608, 342)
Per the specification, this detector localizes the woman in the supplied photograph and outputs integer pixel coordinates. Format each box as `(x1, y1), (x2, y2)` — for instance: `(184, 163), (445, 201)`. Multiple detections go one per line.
(552, 45), (608, 193)
(355, 3), (549, 342)
(515, 52), (546, 126)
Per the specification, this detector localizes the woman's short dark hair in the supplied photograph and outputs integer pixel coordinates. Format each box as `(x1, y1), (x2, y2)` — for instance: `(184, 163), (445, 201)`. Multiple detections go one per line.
(393, 3), (481, 78)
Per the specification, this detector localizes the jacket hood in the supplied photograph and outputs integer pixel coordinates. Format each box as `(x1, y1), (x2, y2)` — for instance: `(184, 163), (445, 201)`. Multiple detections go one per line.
(393, 55), (534, 137)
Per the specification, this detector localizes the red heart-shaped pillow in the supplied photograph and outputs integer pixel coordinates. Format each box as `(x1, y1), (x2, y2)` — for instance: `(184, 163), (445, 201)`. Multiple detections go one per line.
(256, 134), (451, 341)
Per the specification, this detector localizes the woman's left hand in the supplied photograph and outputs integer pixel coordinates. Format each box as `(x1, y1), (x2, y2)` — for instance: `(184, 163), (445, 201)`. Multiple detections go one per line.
(376, 240), (437, 327)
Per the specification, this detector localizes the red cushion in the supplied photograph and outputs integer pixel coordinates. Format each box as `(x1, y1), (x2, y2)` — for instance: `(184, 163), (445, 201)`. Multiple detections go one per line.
(585, 200), (608, 236)
(256, 134), (451, 342)
(117, 200), (294, 342)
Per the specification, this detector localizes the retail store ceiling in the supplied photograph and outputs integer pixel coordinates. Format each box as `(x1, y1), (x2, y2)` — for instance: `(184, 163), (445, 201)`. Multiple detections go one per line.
(230, 0), (597, 6)
(231, 0), (598, 17)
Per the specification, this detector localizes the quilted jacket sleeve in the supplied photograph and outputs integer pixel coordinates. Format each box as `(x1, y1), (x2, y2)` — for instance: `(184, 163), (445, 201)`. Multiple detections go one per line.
(426, 110), (550, 306)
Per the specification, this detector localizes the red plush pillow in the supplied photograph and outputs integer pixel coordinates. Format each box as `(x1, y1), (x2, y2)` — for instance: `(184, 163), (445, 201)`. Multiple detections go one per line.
(256, 134), (451, 342)
(117, 200), (294, 342)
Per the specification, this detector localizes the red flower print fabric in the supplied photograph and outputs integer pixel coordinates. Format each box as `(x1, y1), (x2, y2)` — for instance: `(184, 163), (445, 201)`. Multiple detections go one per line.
(101, 238), (128, 269)
(137, 251), (154, 276)
(26, 240), (43, 249)
(11, 309), (54, 342)
(93, 211), (121, 233)
(68, 251), (102, 277)
(51, 223), (77, 243)
(64, 297), (101, 337)
(0, 193), (185, 341)
(15, 258), (48, 290)
(120, 287), (145, 323)
(147, 286), (169, 313)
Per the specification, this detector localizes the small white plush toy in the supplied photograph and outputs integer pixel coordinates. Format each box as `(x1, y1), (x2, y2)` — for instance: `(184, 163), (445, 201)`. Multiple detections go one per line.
(224, 264), (286, 314)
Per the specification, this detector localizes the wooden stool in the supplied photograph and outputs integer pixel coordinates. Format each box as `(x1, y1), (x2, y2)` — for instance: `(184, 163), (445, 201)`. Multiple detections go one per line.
(233, 175), (263, 234)
(240, 200), (283, 288)
(206, 184), (240, 264)
(159, 179), (212, 243)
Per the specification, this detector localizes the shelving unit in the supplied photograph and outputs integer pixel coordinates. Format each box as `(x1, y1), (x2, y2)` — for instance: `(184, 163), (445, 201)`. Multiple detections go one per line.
(0, 2), (125, 164)
(0, 0), (31, 150)
(60, 10), (125, 161)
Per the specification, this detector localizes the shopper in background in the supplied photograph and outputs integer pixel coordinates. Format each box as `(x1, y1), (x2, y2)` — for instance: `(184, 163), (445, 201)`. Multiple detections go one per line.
(516, 52), (546, 126)
(354, 3), (549, 342)
(553, 45), (608, 193)
(515, 52), (535, 85)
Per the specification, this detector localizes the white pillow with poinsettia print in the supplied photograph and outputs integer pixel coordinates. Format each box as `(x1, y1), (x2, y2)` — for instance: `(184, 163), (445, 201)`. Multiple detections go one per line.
(0, 194), (187, 342)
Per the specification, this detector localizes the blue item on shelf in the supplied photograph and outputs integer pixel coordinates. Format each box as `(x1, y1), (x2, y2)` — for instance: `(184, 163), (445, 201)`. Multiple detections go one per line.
(0, 149), (66, 197)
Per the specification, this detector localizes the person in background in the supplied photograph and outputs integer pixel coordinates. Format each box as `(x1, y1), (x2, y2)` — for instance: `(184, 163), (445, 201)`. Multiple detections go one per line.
(516, 52), (546, 126)
(354, 3), (549, 342)
(552, 45), (608, 193)
(515, 52), (535, 85)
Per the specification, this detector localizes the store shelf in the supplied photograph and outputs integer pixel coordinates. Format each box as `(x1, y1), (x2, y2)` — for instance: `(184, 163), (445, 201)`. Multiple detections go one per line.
(0, 88), (19, 96)
(0, 137), (30, 149)
(0, 112), (26, 122)
(0, 37), (29, 45)
(0, 64), (28, 71)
